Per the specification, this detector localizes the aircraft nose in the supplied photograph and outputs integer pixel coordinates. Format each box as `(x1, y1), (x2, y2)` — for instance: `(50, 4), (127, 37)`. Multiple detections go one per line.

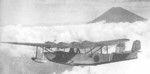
(44, 52), (56, 61)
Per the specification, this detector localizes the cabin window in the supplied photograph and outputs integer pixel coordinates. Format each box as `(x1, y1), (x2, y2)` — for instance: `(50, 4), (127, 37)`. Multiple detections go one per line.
(107, 46), (116, 53)
(116, 43), (125, 53)
(64, 48), (70, 52)
(102, 46), (108, 54)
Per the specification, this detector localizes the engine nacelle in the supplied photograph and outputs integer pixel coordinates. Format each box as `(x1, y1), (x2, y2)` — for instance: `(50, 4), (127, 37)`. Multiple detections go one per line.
(31, 57), (47, 63)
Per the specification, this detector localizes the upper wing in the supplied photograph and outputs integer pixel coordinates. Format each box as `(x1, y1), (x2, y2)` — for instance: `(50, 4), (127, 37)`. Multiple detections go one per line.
(0, 38), (129, 49)
(70, 39), (129, 48)
(95, 38), (130, 46)
(0, 42), (55, 48)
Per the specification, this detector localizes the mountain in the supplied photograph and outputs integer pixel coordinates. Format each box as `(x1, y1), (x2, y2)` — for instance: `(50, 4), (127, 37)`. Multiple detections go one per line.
(89, 7), (147, 23)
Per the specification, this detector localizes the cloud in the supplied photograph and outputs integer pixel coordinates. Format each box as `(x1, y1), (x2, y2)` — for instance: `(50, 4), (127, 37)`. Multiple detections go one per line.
(61, 22), (150, 74)
(1, 0), (150, 74)
(0, 20), (150, 74)
(0, 21), (149, 56)
(126, 0), (150, 2)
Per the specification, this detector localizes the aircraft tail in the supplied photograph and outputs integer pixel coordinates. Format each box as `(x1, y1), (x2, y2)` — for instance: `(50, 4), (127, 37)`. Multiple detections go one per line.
(131, 40), (141, 52)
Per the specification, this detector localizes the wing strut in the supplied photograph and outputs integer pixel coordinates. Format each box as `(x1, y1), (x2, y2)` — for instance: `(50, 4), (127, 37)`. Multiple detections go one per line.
(32, 46), (47, 63)
(35, 46), (38, 58)
(86, 47), (96, 54)
(92, 46), (104, 54)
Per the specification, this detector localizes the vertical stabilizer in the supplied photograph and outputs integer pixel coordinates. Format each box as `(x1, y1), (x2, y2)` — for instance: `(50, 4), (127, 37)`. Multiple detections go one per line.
(131, 40), (141, 52)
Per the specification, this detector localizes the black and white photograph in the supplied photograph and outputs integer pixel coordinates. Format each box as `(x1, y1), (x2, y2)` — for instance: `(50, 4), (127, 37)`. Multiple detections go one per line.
(0, 0), (150, 74)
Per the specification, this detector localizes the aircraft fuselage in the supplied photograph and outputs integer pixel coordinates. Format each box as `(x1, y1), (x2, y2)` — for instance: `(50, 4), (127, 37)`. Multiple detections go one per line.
(44, 51), (137, 66)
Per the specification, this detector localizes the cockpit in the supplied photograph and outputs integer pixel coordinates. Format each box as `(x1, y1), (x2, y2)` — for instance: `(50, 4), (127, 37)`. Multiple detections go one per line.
(53, 48), (81, 55)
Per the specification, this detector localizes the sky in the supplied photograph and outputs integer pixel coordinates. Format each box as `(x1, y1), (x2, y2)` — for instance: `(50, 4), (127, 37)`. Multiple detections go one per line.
(0, 0), (150, 74)
(1, 0), (150, 25)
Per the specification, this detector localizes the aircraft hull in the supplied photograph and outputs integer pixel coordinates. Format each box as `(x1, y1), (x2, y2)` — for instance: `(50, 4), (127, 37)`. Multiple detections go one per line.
(44, 51), (138, 66)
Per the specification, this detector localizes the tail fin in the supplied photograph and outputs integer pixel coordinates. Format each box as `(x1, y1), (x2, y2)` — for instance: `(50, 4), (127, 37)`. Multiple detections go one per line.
(131, 40), (141, 52)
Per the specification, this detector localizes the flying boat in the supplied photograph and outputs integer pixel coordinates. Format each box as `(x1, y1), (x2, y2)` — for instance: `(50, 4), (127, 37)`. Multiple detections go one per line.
(1, 38), (141, 66)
